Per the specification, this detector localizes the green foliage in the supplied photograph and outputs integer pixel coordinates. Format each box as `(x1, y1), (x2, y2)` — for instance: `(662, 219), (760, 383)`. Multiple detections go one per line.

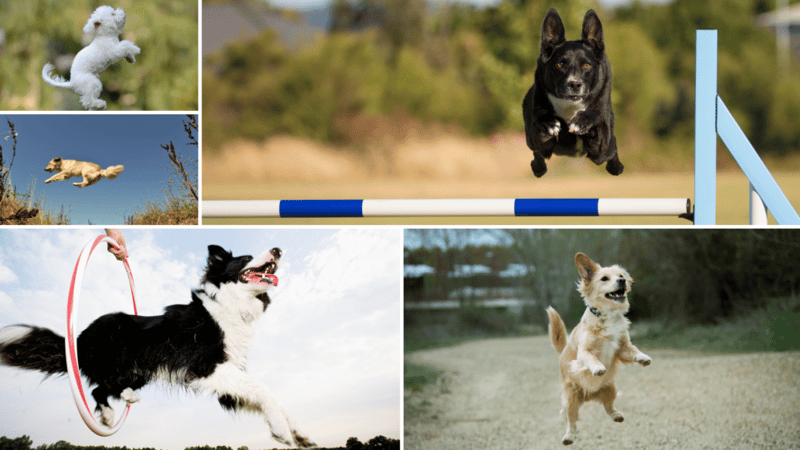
(405, 229), (800, 327)
(204, 0), (800, 160)
(636, 297), (800, 353)
(0, 0), (197, 110)
(0, 435), (34, 450)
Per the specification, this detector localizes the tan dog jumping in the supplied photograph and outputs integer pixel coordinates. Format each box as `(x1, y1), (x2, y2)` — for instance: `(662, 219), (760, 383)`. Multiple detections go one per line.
(44, 157), (124, 188)
(546, 253), (651, 445)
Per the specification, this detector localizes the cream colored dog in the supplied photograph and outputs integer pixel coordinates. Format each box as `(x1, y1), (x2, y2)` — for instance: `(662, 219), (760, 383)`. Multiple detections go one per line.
(42, 6), (140, 110)
(44, 157), (124, 188)
(546, 253), (651, 446)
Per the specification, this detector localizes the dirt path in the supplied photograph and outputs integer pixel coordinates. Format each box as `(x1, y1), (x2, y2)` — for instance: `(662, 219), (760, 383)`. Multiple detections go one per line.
(405, 336), (800, 449)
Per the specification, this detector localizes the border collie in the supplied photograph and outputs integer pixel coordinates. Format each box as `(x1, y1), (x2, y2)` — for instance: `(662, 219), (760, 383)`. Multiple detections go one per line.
(0, 245), (315, 448)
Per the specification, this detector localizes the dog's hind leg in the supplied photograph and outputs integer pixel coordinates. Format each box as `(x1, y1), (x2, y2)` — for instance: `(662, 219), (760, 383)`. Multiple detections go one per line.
(74, 175), (99, 188)
(74, 74), (107, 110)
(91, 386), (115, 427)
(561, 387), (582, 445)
(597, 384), (624, 423)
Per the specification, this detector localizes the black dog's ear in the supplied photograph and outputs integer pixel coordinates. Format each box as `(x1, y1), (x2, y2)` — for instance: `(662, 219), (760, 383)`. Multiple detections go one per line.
(207, 245), (232, 264)
(54, 157), (62, 162)
(540, 8), (565, 63)
(581, 9), (605, 58)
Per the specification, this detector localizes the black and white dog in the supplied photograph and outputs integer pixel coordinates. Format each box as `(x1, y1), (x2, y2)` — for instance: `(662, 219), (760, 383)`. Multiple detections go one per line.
(522, 9), (622, 177)
(0, 245), (314, 448)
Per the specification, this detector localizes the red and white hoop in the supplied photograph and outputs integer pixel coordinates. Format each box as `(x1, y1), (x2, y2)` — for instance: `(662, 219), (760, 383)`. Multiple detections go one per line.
(66, 235), (137, 436)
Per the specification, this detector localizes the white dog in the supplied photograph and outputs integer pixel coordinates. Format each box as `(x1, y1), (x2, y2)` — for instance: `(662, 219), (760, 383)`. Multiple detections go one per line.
(44, 157), (124, 188)
(42, 6), (140, 110)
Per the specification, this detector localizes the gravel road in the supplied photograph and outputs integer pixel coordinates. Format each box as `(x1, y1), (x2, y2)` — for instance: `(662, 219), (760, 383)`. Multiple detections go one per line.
(404, 336), (800, 450)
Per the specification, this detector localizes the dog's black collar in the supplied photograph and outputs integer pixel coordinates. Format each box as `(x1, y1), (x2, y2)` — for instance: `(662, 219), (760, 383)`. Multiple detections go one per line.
(588, 307), (603, 318)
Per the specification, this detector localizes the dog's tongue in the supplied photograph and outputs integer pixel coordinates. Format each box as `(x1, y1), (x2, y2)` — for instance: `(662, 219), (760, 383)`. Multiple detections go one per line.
(244, 272), (278, 287)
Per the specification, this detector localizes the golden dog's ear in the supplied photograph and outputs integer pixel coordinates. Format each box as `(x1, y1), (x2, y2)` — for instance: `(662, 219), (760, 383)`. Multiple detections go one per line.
(575, 253), (599, 284)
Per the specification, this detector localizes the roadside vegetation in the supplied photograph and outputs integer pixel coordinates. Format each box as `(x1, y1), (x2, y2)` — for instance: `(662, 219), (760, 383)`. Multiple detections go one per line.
(125, 115), (199, 225)
(0, 120), (70, 225)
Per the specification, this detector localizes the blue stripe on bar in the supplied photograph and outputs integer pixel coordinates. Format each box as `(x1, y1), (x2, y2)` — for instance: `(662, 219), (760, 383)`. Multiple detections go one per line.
(279, 199), (364, 217)
(514, 198), (599, 216)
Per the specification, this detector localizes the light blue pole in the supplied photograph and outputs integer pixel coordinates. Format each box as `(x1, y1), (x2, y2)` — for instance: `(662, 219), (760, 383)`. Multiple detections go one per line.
(717, 99), (800, 224)
(694, 30), (718, 225)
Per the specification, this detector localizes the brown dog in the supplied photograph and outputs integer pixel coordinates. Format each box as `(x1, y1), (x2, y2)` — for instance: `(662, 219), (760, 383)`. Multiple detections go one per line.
(546, 253), (651, 445)
(44, 157), (124, 188)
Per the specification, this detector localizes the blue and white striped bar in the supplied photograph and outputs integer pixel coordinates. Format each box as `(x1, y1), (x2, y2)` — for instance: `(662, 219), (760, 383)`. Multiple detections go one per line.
(203, 198), (691, 218)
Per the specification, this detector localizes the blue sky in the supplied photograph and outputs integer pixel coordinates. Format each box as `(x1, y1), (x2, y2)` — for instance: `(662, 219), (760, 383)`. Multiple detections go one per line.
(0, 228), (402, 449)
(1, 114), (197, 225)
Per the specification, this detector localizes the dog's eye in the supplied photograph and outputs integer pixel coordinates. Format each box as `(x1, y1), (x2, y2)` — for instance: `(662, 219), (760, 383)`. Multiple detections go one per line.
(601, 276), (609, 281)
(556, 62), (565, 70)
(583, 63), (592, 70)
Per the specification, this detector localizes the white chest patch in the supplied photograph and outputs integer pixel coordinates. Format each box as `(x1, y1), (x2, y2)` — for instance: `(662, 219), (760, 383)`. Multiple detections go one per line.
(547, 94), (586, 122)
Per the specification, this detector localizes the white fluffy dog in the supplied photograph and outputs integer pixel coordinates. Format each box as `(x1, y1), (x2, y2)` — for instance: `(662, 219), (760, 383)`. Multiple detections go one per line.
(42, 6), (140, 110)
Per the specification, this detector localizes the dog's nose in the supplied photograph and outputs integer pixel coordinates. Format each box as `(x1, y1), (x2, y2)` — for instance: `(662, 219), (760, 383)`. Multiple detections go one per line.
(566, 79), (583, 92)
(616, 277), (626, 286)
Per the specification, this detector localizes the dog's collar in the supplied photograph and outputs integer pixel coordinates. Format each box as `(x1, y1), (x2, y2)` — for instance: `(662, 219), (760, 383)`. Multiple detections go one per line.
(588, 307), (603, 318)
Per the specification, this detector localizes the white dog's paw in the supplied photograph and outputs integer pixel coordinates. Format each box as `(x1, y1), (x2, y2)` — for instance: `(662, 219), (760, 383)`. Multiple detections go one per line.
(609, 410), (624, 422)
(590, 365), (607, 376)
(635, 353), (652, 366)
(120, 388), (140, 404)
(92, 101), (107, 110)
(98, 405), (115, 427)
(561, 431), (576, 446)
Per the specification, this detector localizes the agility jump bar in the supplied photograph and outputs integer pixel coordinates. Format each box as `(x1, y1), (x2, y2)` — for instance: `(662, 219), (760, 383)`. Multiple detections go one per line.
(203, 198), (691, 218)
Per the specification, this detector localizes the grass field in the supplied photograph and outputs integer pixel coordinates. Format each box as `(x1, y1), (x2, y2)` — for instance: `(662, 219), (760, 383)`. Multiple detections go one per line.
(202, 133), (800, 225)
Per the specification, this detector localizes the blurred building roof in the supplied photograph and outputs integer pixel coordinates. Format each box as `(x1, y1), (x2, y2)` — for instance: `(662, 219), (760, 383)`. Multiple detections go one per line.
(755, 4), (800, 27)
(203, 0), (325, 56)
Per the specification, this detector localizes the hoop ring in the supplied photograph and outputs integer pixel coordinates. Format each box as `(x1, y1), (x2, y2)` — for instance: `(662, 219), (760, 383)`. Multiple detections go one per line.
(66, 235), (137, 436)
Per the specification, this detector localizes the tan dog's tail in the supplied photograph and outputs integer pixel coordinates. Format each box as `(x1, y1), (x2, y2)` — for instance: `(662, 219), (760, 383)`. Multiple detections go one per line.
(546, 306), (567, 354)
(101, 165), (124, 180)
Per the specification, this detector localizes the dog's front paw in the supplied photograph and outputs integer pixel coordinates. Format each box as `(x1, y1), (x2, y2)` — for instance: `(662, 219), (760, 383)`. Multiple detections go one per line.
(561, 432), (576, 446)
(635, 353), (651, 366)
(543, 119), (561, 138)
(568, 111), (598, 135)
(606, 157), (624, 176)
(293, 432), (316, 448)
(590, 365), (607, 376)
(609, 410), (624, 422)
(531, 158), (548, 178)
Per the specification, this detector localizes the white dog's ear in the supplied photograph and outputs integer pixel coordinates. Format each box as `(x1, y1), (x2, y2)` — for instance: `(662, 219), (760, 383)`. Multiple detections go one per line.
(114, 8), (127, 29)
(575, 253), (599, 284)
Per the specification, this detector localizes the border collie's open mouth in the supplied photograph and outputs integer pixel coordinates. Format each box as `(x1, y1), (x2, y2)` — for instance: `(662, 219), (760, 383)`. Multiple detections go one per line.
(240, 268), (278, 287)
(239, 248), (281, 288)
(605, 288), (626, 302)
